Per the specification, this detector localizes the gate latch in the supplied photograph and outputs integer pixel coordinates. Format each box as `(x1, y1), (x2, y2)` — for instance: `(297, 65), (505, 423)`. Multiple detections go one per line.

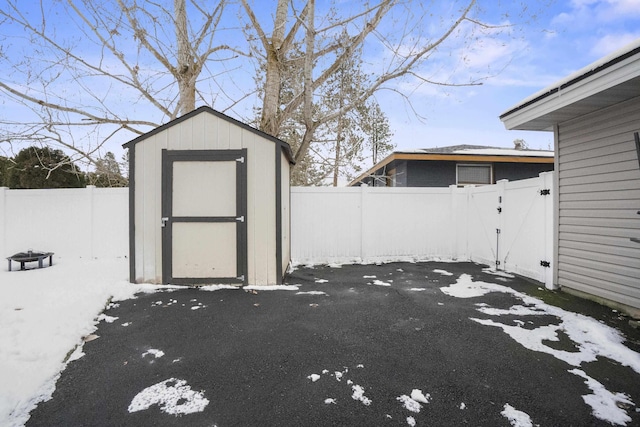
(161, 217), (169, 227)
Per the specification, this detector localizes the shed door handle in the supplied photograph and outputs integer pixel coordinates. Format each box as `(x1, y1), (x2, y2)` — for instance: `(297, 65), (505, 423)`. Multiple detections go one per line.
(161, 217), (169, 227)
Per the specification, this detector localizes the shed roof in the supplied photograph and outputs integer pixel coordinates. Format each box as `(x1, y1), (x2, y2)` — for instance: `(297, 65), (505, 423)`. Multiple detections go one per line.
(500, 39), (640, 131)
(122, 106), (295, 164)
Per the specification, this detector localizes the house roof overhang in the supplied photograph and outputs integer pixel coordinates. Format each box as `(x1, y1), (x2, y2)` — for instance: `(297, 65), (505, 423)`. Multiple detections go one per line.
(348, 151), (554, 186)
(122, 106), (295, 164)
(500, 40), (640, 131)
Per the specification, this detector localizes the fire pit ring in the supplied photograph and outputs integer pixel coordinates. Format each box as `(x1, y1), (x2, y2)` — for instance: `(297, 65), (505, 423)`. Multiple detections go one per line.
(7, 251), (54, 271)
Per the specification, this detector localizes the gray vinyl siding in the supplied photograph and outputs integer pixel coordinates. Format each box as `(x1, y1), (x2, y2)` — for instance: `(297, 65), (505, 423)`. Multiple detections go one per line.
(557, 95), (640, 310)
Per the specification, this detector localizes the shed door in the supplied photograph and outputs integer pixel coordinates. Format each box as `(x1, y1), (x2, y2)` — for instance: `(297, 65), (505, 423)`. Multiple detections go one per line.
(162, 149), (247, 285)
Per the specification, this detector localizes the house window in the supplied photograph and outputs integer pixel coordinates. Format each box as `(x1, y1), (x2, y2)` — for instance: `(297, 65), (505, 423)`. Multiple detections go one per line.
(457, 164), (492, 186)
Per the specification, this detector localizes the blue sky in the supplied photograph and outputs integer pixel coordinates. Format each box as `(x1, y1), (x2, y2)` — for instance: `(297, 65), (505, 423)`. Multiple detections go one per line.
(1, 0), (639, 162)
(382, 0), (640, 152)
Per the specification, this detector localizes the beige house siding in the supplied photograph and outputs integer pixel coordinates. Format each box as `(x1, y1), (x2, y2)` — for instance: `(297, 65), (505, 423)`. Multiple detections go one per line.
(557, 95), (640, 309)
(131, 108), (287, 285)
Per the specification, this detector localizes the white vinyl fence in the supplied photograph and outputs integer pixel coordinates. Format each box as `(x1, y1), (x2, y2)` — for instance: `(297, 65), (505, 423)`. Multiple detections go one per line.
(0, 186), (129, 260)
(0, 172), (554, 287)
(292, 172), (555, 288)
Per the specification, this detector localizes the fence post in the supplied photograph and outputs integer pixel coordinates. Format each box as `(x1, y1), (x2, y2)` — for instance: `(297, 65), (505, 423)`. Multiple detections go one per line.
(360, 183), (368, 263)
(0, 187), (6, 258)
(496, 179), (508, 271)
(87, 185), (96, 259)
(449, 185), (460, 260)
(541, 172), (556, 289)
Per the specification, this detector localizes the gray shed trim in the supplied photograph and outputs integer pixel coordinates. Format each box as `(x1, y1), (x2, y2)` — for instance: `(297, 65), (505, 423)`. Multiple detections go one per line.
(123, 106), (294, 285)
(161, 149), (248, 285)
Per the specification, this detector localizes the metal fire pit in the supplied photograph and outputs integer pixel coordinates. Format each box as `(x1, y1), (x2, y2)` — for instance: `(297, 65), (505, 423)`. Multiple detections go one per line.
(7, 251), (54, 271)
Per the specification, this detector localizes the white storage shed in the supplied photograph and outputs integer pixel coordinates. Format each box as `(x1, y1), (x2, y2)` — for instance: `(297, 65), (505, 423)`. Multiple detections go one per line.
(123, 106), (294, 286)
(500, 40), (640, 315)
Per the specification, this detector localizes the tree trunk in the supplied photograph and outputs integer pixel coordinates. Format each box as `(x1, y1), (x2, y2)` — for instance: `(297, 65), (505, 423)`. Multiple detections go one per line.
(295, 0), (315, 164)
(259, 0), (289, 135)
(175, 0), (196, 116)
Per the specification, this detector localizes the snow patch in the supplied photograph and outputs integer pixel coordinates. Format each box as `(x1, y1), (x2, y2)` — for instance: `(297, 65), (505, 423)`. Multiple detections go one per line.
(569, 369), (633, 426)
(482, 268), (514, 279)
(460, 402), (466, 410)
(409, 288), (426, 291)
(410, 389), (431, 404)
(296, 291), (328, 296)
(97, 314), (118, 323)
(406, 416), (416, 426)
(199, 284), (239, 292)
(397, 395), (422, 413)
(363, 275), (376, 279)
(67, 345), (85, 362)
(128, 378), (209, 415)
(308, 374), (321, 382)
(142, 349), (165, 359)
(315, 279), (328, 283)
(442, 273), (640, 425)
(351, 384), (372, 406)
(0, 258), (158, 427)
(501, 404), (533, 427)
(324, 398), (336, 404)
(369, 279), (391, 287)
(433, 269), (453, 276)
(244, 285), (300, 291)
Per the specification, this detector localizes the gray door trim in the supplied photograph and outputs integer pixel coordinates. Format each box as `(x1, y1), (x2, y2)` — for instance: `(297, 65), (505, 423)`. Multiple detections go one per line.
(161, 149), (248, 286)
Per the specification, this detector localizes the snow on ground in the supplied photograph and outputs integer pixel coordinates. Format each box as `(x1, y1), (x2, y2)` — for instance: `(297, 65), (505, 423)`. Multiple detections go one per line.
(501, 403), (534, 427)
(441, 274), (640, 425)
(432, 269), (453, 276)
(0, 257), (163, 427)
(127, 378), (209, 415)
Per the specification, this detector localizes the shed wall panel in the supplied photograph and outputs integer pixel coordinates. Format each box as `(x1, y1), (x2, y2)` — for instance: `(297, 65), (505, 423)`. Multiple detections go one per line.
(557, 95), (640, 309)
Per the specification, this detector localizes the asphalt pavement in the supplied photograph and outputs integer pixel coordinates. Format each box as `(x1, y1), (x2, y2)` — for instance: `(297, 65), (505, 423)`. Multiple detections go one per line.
(26, 262), (640, 426)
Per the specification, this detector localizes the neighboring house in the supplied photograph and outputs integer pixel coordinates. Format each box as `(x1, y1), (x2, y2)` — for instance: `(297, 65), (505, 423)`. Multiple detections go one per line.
(349, 145), (554, 187)
(500, 40), (640, 316)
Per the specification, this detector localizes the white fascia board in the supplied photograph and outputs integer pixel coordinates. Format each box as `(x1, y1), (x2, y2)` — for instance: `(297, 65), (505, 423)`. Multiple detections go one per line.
(501, 41), (640, 131)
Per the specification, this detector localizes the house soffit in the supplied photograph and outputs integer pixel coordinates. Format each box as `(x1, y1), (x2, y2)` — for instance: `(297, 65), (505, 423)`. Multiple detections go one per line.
(500, 43), (640, 131)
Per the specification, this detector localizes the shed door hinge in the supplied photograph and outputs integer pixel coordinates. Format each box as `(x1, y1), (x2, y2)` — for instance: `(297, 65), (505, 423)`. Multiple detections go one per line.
(540, 189), (551, 196)
(236, 157), (245, 163)
(496, 228), (501, 234)
(236, 216), (245, 222)
(540, 260), (551, 268)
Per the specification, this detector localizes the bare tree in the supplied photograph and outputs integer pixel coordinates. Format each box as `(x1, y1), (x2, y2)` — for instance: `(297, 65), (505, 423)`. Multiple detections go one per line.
(0, 0), (539, 183)
(240, 0), (523, 168)
(0, 0), (240, 167)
